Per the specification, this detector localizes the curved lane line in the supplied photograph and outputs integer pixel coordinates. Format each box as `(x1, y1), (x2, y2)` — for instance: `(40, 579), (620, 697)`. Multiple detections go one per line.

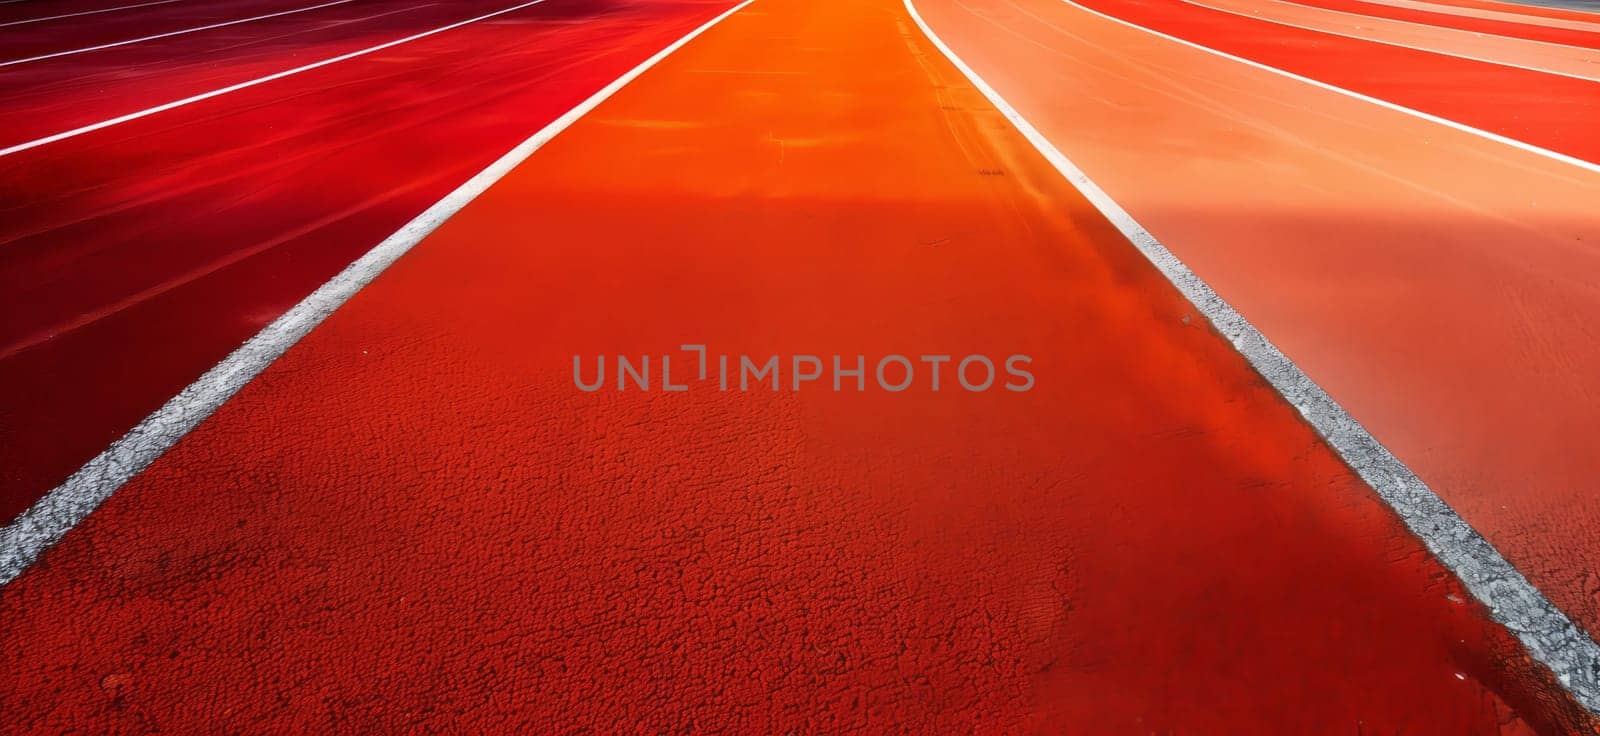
(0, 0), (359, 69)
(1183, 0), (1600, 80)
(1360, 0), (1600, 31)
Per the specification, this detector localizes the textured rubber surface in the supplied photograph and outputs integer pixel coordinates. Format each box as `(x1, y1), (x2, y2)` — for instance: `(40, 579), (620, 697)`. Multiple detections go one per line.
(1179, 0), (1600, 80)
(1286, 0), (1600, 47)
(914, 0), (1600, 663)
(1, 0), (1591, 730)
(1069, 0), (1600, 163)
(1355, 0), (1600, 25)
(0, 0), (742, 521)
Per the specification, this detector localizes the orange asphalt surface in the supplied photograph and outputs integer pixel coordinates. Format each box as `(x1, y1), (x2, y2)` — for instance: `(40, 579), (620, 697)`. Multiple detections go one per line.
(3, 0), (1600, 732)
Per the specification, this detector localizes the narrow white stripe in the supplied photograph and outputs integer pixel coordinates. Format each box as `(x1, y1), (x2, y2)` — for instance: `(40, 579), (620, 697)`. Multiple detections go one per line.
(1057, 0), (1600, 174)
(0, 0), (755, 585)
(1274, 0), (1600, 50)
(0, 0), (184, 28)
(903, 0), (1600, 715)
(0, 0), (553, 158)
(1358, 0), (1600, 33)
(0, 0), (358, 69)
(1177, 0), (1600, 82)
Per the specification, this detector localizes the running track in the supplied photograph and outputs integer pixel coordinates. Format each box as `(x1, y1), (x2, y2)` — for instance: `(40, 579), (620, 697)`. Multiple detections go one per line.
(916, 0), (1600, 663)
(0, 0), (743, 520)
(3, 0), (1600, 730)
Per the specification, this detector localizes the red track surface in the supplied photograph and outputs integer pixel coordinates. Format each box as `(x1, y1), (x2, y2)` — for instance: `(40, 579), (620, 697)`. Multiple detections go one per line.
(0, 0), (355, 62)
(1286, 0), (1600, 48)
(1068, 0), (1600, 162)
(0, 0), (741, 520)
(3, 0), (1596, 731)
(914, 0), (1600, 666)
(4, 0), (1600, 730)
(1180, 0), (1600, 81)
(1363, 0), (1600, 24)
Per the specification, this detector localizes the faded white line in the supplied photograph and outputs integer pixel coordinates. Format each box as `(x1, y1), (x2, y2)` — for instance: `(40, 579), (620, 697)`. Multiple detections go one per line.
(0, 0), (755, 585)
(0, 0), (184, 27)
(0, 0), (358, 69)
(1178, 0), (1600, 82)
(903, 0), (1600, 716)
(1060, 0), (1600, 172)
(0, 0), (553, 157)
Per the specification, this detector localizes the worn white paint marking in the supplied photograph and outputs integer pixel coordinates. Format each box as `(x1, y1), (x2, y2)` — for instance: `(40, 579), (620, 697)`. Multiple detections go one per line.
(904, 0), (1600, 715)
(0, 0), (184, 27)
(0, 0), (554, 157)
(0, 0), (757, 585)
(0, 0), (358, 68)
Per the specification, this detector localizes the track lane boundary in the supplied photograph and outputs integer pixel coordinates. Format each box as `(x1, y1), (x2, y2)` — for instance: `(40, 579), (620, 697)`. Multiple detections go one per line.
(0, 0), (756, 585)
(0, 0), (557, 157)
(1275, 0), (1600, 45)
(0, 0), (184, 27)
(1054, 0), (1600, 173)
(1359, 0), (1600, 31)
(0, 0), (359, 69)
(1179, 0), (1600, 81)
(903, 0), (1600, 715)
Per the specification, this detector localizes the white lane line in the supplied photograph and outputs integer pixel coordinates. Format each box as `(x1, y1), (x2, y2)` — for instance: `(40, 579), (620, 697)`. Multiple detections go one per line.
(0, 0), (755, 585)
(1177, 0), (1600, 82)
(903, 0), (1600, 716)
(1276, 0), (1600, 47)
(1357, 0), (1600, 32)
(0, 0), (554, 158)
(0, 0), (358, 69)
(908, 0), (1600, 720)
(1061, 0), (1600, 171)
(0, 0), (185, 28)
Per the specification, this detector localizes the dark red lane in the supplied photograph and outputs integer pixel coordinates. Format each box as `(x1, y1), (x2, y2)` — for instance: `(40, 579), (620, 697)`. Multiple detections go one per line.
(0, 0), (188, 25)
(0, 0), (538, 147)
(1400, 0), (1600, 22)
(0, 0), (325, 59)
(0, 0), (742, 521)
(1284, 0), (1600, 49)
(1072, 0), (1600, 163)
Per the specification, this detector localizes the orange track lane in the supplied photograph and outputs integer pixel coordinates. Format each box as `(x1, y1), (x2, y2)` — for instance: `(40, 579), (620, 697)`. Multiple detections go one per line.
(915, 0), (1600, 662)
(1, 0), (1592, 731)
